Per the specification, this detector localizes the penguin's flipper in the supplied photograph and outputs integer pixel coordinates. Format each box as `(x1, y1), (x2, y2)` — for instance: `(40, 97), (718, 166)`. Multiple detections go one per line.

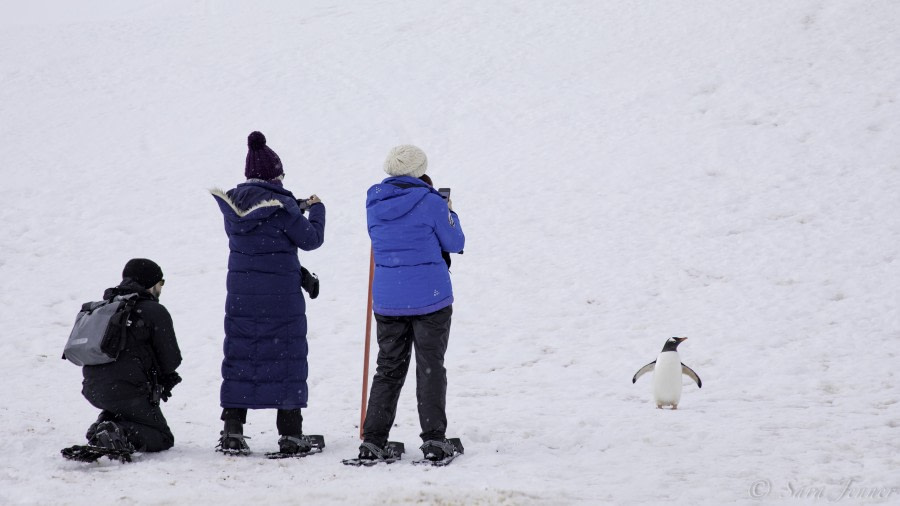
(681, 364), (702, 388)
(632, 361), (656, 383)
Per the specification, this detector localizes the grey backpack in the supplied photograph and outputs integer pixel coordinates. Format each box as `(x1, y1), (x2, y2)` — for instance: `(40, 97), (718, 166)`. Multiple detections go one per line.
(62, 294), (139, 366)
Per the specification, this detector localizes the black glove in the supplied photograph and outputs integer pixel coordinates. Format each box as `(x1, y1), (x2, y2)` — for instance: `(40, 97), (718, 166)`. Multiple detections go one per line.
(300, 266), (319, 299)
(159, 372), (182, 402)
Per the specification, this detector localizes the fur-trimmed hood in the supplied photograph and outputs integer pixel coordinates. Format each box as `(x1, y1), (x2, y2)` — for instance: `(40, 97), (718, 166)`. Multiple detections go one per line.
(211, 187), (283, 217)
(211, 181), (301, 233)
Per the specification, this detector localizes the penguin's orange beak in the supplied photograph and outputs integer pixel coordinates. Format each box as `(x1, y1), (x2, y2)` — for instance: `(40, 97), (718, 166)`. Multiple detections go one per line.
(675, 337), (688, 342)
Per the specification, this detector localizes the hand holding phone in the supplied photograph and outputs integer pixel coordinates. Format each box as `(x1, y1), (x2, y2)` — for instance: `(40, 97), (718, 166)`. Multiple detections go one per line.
(437, 188), (453, 211)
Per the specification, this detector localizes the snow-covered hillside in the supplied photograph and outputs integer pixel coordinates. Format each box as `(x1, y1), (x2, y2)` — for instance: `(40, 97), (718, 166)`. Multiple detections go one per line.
(2, 1), (899, 504)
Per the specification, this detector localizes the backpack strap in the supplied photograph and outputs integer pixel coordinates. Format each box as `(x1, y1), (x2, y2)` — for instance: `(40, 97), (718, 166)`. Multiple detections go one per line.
(109, 293), (141, 355)
(111, 293), (140, 321)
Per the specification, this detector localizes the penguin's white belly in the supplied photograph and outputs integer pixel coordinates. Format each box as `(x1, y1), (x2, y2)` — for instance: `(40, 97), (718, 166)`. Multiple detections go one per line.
(653, 352), (683, 406)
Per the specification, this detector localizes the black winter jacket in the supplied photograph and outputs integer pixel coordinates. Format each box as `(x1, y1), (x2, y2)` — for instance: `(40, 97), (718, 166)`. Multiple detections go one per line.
(82, 281), (182, 402)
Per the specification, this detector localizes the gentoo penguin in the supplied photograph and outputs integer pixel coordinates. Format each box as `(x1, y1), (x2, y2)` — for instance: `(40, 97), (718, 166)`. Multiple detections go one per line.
(632, 337), (702, 409)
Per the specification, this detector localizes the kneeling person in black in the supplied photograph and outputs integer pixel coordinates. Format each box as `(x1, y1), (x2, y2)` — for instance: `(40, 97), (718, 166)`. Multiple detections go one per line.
(79, 258), (183, 453)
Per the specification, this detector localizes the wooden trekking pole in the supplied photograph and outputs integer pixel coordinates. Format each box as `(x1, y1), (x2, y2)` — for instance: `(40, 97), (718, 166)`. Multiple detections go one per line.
(359, 247), (375, 439)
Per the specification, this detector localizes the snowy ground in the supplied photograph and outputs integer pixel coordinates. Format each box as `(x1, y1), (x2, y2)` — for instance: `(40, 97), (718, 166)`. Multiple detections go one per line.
(2, 1), (899, 504)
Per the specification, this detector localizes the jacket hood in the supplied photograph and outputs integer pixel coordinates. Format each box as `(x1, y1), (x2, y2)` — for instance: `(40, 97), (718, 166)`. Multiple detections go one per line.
(211, 181), (298, 233)
(104, 280), (157, 301)
(366, 176), (434, 221)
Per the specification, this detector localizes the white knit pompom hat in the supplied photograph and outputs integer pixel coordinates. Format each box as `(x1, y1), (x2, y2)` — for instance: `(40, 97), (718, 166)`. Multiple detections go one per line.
(383, 145), (428, 178)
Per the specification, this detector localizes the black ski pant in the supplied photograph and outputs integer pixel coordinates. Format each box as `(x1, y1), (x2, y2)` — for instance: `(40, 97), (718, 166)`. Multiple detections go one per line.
(221, 408), (303, 436)
(85, 396), (173, 452)
(362, 305), (452, 447)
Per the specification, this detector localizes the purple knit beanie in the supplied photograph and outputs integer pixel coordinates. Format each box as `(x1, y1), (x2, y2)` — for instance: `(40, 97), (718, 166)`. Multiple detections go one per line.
(245, 131), (284, 181)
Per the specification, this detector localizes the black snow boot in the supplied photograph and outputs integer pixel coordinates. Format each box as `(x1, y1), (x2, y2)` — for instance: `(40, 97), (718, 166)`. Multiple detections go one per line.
(278, 435), (312, 455)
(90, 421), (134, 453)
(358, 442), (383, 460)
(358, 441), (403, 461)
(217, 432), (250, 455)
(420, 439), (455, 461)
(216, 419), (250, 455)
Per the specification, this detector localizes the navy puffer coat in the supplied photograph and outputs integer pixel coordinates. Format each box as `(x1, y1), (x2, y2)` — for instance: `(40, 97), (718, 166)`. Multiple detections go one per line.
(211, 180), (325, 409)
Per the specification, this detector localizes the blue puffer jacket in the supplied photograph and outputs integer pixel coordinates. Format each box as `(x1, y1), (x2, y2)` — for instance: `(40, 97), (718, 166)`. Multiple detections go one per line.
(211, 181), (325, 409)
(367, 176), (465, 316)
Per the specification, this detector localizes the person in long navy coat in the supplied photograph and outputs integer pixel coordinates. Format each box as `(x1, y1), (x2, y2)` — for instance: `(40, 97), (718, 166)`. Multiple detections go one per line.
(210, 131), (325, 455)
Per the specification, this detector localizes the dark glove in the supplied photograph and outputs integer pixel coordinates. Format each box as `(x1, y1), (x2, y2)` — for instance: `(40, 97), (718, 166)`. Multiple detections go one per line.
(159, 372), (182, 402)
(442, 251), (452, 269)
(300, 266), (319, 299)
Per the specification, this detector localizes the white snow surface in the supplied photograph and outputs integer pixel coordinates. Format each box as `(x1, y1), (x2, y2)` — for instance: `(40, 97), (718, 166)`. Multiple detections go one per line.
(2, 1), (900, 504)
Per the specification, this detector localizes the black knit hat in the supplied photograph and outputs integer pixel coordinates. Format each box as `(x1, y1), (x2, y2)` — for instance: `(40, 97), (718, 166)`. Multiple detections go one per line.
(122, 258), (164, 289)
(245, 131), (284, 181)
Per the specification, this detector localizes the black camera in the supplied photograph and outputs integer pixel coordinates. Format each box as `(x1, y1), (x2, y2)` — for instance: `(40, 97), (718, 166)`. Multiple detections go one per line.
(438, 187), (451, 200)
(296, 199), (311, 211)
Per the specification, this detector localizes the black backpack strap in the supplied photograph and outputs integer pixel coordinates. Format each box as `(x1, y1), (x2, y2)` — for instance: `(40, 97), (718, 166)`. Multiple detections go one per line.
(115, 293), (140, 319)
(123, 293), (140, 310)
(111, 293), (141, 355)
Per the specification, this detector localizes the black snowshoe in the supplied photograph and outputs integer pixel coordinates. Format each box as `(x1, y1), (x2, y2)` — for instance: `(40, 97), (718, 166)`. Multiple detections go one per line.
(265, 435), (325, 459)
(61, 421), (135, 463)
(216, 431), (251, 456)
(412, 438), (464, 467)
(342, 441), (405, 466)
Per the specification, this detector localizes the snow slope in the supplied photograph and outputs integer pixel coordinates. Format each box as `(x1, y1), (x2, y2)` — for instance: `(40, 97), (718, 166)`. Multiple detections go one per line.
(2, 1), (899, 504)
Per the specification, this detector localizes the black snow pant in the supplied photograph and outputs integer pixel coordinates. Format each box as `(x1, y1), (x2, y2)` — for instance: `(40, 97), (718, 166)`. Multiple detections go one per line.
(362, 305), (452, 447)
(221, 408), (303, 436)
(85, 396), (174, 452)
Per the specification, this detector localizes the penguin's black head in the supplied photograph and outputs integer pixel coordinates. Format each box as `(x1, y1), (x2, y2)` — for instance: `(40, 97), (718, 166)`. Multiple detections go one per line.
(661, 337), (687, 352)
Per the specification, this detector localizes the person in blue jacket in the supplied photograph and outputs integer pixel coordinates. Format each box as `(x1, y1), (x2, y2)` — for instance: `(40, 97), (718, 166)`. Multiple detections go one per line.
(358, 145), (465, 462)
(210, 131), (325, 455)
